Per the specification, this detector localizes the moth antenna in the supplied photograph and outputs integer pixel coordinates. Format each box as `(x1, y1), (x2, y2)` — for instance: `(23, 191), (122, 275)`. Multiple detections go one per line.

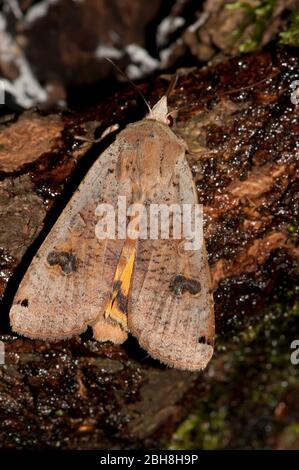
(165, 76), (191, 121)
(166, 71), (279, 118)
(166, 102), (195, 118)
(166, 74), (178, 98)
(222, 71), (280, 96)
(105, 57), (152, 114)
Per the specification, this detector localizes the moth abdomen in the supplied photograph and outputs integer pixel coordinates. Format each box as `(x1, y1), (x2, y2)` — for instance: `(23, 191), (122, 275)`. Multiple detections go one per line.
(111, 280), (129, 315)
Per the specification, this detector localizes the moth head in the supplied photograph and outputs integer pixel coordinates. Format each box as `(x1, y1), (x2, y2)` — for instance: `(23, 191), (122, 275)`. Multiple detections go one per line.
(146, 76), (178, 125)
(146, 96), (170, 125)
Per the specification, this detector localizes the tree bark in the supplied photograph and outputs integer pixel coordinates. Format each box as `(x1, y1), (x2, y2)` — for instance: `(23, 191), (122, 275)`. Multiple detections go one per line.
(0, 48), (298, 449)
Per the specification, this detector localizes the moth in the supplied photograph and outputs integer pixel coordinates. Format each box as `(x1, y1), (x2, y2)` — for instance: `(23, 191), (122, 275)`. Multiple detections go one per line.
(9, 87), (215, 371)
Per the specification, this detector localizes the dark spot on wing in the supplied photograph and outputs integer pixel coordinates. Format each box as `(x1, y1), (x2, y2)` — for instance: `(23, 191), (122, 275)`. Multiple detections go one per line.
(170, 274), (201, 296)
(47, 251), (77, 274)
(198, 335), (212, 346)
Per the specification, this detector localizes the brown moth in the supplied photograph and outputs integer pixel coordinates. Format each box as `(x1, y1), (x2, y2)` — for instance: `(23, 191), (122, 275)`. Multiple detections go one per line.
(9, 91), (215, 371)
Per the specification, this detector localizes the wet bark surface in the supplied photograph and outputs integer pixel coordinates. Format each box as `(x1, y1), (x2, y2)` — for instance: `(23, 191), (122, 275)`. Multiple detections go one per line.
(2, 0), (299, 109)
(0, 47), (298, 449)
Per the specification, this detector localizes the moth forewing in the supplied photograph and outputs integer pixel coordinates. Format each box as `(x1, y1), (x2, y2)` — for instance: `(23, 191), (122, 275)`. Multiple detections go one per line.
(127, 123), (214, 371)
(9, 137), (131, 343)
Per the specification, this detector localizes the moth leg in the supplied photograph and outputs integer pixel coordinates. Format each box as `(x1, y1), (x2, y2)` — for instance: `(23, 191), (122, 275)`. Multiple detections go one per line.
(74, 124), (119, 143)
(103, 238), (137, 330)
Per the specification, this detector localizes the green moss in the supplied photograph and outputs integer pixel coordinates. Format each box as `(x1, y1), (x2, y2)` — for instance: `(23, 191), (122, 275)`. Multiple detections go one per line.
(287, 223), (299, 236)
(226, 0), (277, 52)
(169, 414), (199, 450)
(289, 424), (299, 436)
(277, 423), (299, 449)
(169, 295), (299, 449)
(280, 10), (299, 46)
(169, 407), (231, 450)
